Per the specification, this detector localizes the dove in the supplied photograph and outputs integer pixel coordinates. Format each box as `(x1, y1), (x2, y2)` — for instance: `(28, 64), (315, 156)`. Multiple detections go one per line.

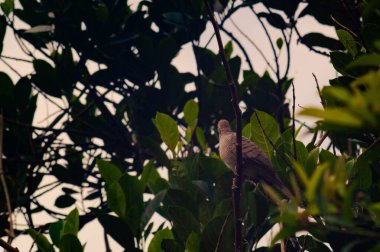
(218, 119), (292, 199)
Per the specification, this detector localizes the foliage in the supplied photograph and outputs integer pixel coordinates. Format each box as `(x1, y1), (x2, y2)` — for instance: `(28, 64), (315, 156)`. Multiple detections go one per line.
(0, 0), (379, 251)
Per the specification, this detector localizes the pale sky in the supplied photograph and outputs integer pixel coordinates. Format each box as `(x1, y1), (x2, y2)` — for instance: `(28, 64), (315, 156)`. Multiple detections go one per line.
(0, 1), (337, 251)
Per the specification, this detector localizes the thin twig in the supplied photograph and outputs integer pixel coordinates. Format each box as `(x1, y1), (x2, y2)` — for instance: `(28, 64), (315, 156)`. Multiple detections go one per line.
(291, 81), (297, 160)
(214, 212), (232, 252)
(219, 26), (255, 73)
(250, 7), (280, 81)
(0, 238), (19, 252)
(204, 1), (243, 251)
(312, 73), (325, 108)
(330, 15), (359, 39)
(229, 17), (276, 74)
(0, 55), (32, 63)
(315, 132), (329, 148)
(0, 114), (15, 244)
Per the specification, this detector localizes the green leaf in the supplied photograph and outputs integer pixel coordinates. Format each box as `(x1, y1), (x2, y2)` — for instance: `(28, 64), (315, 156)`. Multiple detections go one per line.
(330, 51), (353, 76)
(257, 12), (287, 29)
(94, 4), (108, 23)
(183, 99), (199, 129)
(97, 159), (123, 185)
(55, 194), (76, 208)
(185, 232), (200, 252)
(199, 157), (229, 181)
(97, 214), (135, 250)
(200, 215), (233, 252)
(60, 234), (83, 252)
(336, 29), (358, 57)
(28, 229), (55, 252)
(306, 163), (329, 208)
(301, 33), (342, 51)
(250, 110), (280, 156)
(291, 160), (309, 186)
(141, 190), (166, 229)
(0, 0), (13, 15)
(140, 136), (171, 168)
(62, 208), (79, 236)
(155, 112), (179, 152)
(224, 41), (233, 59)
(0, 71), (15, 109)
(49, 220), (63, 247)
(347, 54), (380, 68)
(276, 37), (283, 50)
(300, 108), (363, 128)
(32, 59), (62, 98)
(118, 174), (144, 233)
(306, 148), (319, 175)
(195, 127), (207, 152)
(148, 228), (174, 252)
(140, 161), (169, 194)
(168, 206), (200, 244)
(107, 182), (126, 218)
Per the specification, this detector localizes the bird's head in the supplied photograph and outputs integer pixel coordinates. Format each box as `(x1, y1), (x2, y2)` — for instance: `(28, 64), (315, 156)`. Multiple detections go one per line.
(217, 119), (232, 135)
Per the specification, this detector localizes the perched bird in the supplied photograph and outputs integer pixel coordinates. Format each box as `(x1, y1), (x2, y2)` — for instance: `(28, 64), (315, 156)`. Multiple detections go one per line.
(218, 119), (292, 199)
(218, 119), (301, 251)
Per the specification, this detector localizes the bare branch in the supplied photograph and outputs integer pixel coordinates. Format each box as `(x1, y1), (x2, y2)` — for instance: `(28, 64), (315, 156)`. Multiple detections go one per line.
(204, 1), (243, 251)
(0, 114), (15, 243)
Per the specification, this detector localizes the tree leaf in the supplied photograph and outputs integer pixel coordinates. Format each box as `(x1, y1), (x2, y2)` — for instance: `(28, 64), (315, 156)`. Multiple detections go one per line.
(276, 37), (283, 49)
(107, 182), (126, 218)
(97, 214), (135, 250)
(140, 190), (166, 229)
(55, 194), (76, 208)
(196, 127), (207, 152)
(306, 148), (319, 176)
(224, 40), (233, 59)
(49, 220), (63, 247)
(0, 0), (14, 15)
(301, 32), (342, 51)
(336, 29), (358, 57)
(28, 229), (55, 252)
(155, 112), (179, 152)
(257, 12), (287, 29)
(347, 54), (380, 68)
(32, 59), (61, 98)
(300, 108), (363, 128)
(330, 51), (353, 76)
(200, 215), (234, 252)
(185, 232), (200, 252)
(62, 208), (79, 236)
(183, 99), (199, 129)
(0, 16), (7, 54)
(97, 159), (123, 185)
(140, 161), (169, 193)
(250, 110), (280, 156)
(60, 234), (83, 252)
(148, 228), (174, 252)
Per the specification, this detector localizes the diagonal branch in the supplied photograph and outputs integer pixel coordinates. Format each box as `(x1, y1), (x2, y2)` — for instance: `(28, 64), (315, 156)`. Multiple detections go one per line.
(0, 114), (15, 244)
(0, 238), (19, 252)
(204, 1), (243, 251)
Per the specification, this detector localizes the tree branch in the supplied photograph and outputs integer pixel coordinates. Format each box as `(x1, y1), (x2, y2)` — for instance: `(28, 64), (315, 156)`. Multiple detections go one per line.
(0, 114), (15, 243)
(0, 238), (19, 252)
(204, 1), (243, 251)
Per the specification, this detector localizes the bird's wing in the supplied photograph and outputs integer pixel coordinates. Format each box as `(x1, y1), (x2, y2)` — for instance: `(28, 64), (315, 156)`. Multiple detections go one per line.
(241, 137), (284, 187)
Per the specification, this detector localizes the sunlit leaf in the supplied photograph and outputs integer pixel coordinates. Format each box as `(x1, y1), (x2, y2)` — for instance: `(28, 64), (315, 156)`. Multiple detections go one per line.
(148, 228), (174, 252)
(28, 229), (55, 252)
(155, 112), (179, 152)
(336, 29), (358, 57)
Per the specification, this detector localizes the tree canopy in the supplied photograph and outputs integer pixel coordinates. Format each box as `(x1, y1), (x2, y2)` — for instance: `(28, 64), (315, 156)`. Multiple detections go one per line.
(0, 0), (380, 251)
